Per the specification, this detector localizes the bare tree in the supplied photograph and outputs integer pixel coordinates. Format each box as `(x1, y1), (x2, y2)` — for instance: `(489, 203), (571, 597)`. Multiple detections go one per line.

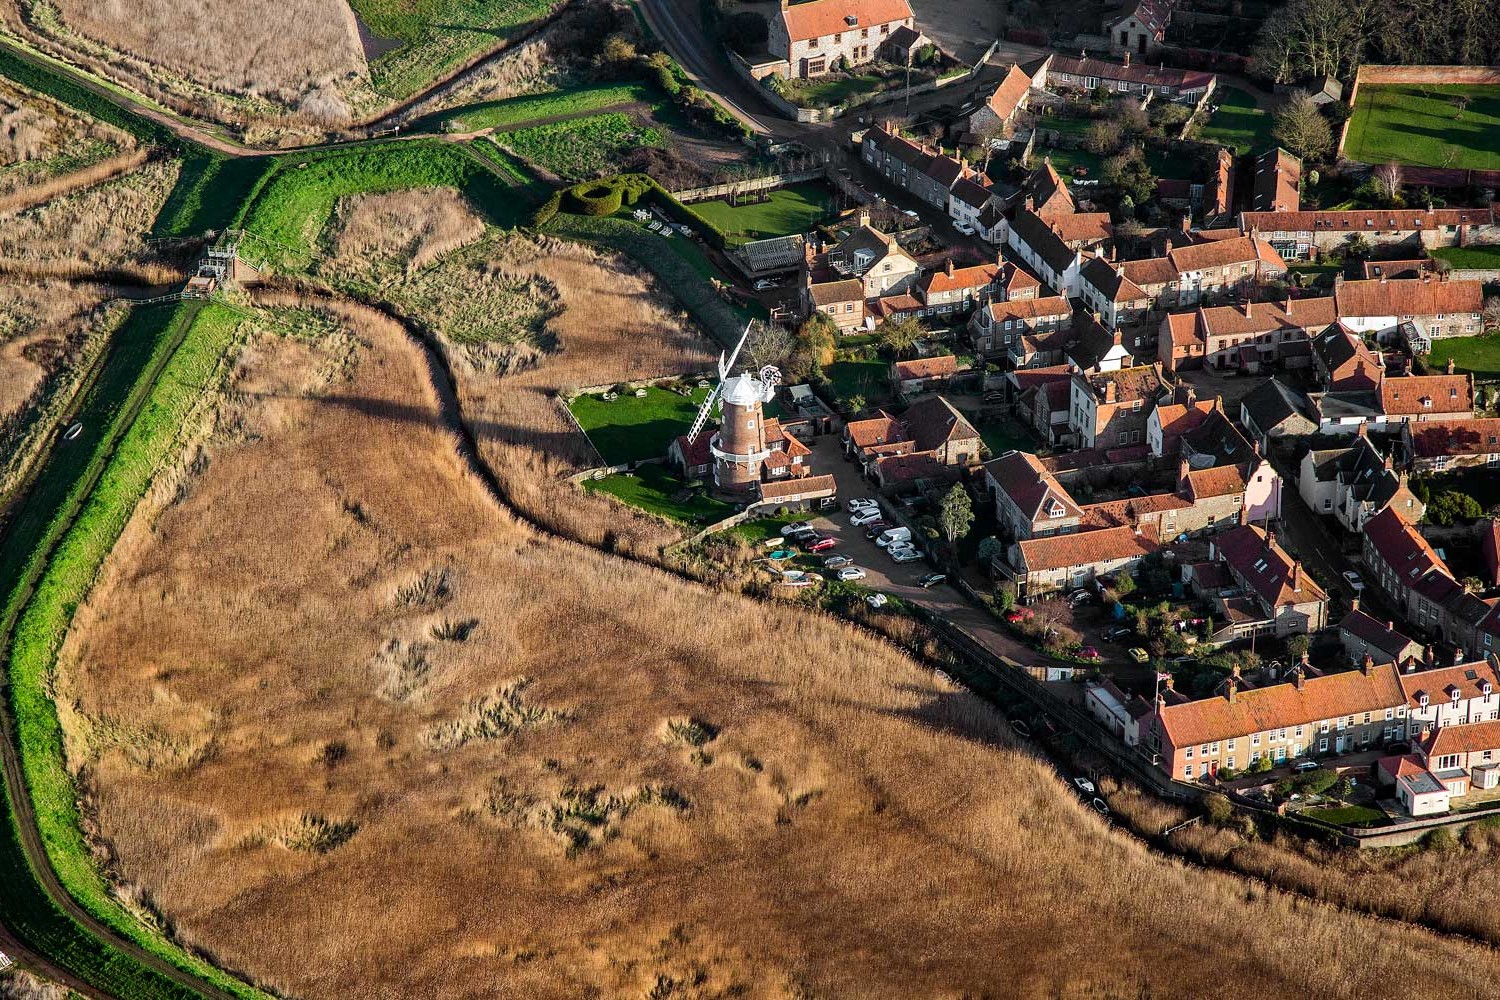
(1371, 161), (1403, 205)
(1272, 93), (1333, 162)
(745, 320), (794, 371)
(1483, 295), (1500, 333)
(1453, 95), (1472, 120)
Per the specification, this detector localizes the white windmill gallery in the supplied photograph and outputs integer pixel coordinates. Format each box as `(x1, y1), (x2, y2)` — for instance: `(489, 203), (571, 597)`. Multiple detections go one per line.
(673, 327), (837, 508)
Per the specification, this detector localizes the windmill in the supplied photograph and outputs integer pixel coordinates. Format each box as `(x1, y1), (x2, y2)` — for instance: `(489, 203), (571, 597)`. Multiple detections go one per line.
(686, 323), (753, 443)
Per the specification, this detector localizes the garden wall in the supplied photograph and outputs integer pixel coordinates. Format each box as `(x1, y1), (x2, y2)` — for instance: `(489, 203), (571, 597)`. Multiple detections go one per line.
(673, 167), (828, 203)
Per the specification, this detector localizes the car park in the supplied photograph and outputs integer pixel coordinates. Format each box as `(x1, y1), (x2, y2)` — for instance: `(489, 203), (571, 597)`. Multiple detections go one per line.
(808, 537), (838, 552)
(836, 567), (866, 581)
(822, 554), (852, 569)
(875, 527), (911, 548)
(851, 509), (885, 527)
(780, 521), (812, 536)
(786, 528), (818, 542)
(917, 573), (946, 588)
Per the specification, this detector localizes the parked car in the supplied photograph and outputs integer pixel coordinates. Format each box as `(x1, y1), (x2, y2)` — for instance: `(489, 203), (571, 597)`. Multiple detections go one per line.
(1006, 608), (1034, 623)
(954, 220), (976, 236)
(1077, 646), (1101, 661)
(876, 526), (912, 548)
(917, 572), (946, 589)
(863, 522), (894, 539)
(1068, 591), (1094, 608)
(1292, 759), (1320, 773)
(1103, 626), (1133, 642)
(786, 528), (818, 542)
(823, 554), (852, 569)
(837, 566), (866, 581)
(866, 592), (889, 608)
(780, 521), (812, 536)
(1342, 570), (1365, 594)
(846, 497), (879, 512)
(851, 509), (885, 527)
(1127, 647), (1149, 663)
(890, 548), (923, 564)
(1073, 776), (1096, 795)
(808, 537), (838, 553)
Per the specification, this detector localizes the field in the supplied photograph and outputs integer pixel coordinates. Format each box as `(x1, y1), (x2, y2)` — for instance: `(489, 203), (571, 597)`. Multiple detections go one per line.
(1431, 244), (1500, 270)
(685, 183), (836, 246)
(33, 0), (365, 129)
(1424, 334), (1500, 382)
(499, 112), (663, 182)
(1344, 84), (1500, 170)
(416, 80), (653, 132)
(350, 0), (562, 99)
(1031, 146), (1103, 181)
(569, 384), (710, 466)
(0, 157), (181, 270)
(45, 233), (1500, 999)
(0, 301), (265, 1000)
(582, 464), (734, 523)
(1196, 87), (1273, 155)
(0, 75), (136, 198)
(236, 141), (538, 264)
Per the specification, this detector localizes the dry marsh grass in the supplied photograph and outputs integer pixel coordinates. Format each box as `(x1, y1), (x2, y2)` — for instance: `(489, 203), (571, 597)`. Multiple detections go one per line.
(30, 0), (366, 121)
(0, 75), (136, 197)
(53, 287), (1500, 999)
(326, 188), (486, 278)
(0, 969), (69, 1000)
(0, 157), (179, 270)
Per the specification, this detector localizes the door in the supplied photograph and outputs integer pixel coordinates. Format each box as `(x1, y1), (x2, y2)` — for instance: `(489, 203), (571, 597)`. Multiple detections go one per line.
(1335, 735), (1347, 753)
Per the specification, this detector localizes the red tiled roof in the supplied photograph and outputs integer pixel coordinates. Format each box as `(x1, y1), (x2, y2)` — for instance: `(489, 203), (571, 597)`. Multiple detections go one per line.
(1163, 311), (1199, 348)
(1242, 206), (1497, 235)
(780, 0), (913, 42)
(1015, 524), (1158, 572)
(845, 410), (906, 449)
(1407, 417), (1500, 457)
(1009, 363), (1075, 391)
(1400, 660), (1500, 708)
(1252, 147), (1301, 213)
(1121, 256), (1178, 288)
(1196, 297), (1336, 339)
(758, 473), (836, 501)
(1364, 506), (1446, 583)
(984, 63), (1033, 123)
(1167, 235), (1275, 273)
(1423, 717), (1500, 758)
(1335, 278), (1485, 320)
(1079, 492), (1193, 529)
(1182, 463), (1247, 501)
(982, 295), (1072, 323)
(1378, 374), (1473, 417)
(1046, 212), (1113, 246)
(1158, 662), (1403, 747)
(894, 355), (958, 380)
(1049, 55), (1213, 92)
(674, 429), (713, 468)
(875, 451), (952, 484)
(920, 261), (998, 295)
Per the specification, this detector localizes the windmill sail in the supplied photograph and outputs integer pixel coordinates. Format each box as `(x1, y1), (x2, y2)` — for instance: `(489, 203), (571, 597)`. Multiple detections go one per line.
(687, 323), (753, 442)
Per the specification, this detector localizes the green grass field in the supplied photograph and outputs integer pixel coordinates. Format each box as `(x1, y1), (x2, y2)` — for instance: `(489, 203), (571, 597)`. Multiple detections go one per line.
(1423, 335), (1500, 381)
(1196, 87), (1273, 155)
(1431, 244), (1500, 270)
(500, 112), (662, 182)
(582, 463), (733, 523)
(1344, 84), (1500, 170)
(0, 303), (268, 1000)
(349, 0), (561, 99)
(684, 182), (836, 246)
(415, 81), (653, 132)
(1302, 805), (1387, 828)
(237, 140), (537, 264)
(1033, 147), (1103, 181)
(570, 385), (711, 465)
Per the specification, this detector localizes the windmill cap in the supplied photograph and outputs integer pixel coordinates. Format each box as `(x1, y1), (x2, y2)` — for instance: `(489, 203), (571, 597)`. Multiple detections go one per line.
(721, 373), (767, 406)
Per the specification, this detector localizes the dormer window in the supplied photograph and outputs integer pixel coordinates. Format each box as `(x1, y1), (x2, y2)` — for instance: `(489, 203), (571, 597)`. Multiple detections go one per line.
(1419, 693), (1430, 708)
(854, 249), (873, 269)
(1483, 681), (1492, 696)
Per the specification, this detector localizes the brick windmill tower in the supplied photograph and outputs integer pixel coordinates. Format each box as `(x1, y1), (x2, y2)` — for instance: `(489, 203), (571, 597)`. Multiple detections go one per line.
(685, 326), (782, 498)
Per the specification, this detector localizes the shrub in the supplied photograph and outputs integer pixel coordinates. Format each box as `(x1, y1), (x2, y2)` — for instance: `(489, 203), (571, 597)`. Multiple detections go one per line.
(1423, 827), (1458, 853)
(1296, 768), (1339, 796)
(1204, 793), (1234, 824)
(568, 181), (624, 216)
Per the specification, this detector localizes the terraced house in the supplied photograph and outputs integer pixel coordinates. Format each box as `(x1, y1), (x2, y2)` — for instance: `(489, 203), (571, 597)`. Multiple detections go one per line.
(1148, 658), (1408, 781)
(1334, 276), (1486, 346)
(1240, 206), (1500, 262)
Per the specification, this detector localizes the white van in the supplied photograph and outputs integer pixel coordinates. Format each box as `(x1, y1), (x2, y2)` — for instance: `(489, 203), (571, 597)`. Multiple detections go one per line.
(876, 526), (911, 548)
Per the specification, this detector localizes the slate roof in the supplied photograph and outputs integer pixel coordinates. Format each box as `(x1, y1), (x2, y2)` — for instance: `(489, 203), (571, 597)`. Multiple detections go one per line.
(1340, 610), (1421, 661)
(985, 450), (1082, 521)
(1241, 378), (1313, 434)
(1080, 256), (1148, 303)
(900, 394), (978, 449)
(1009, 207), (1079, 273)
(1215, 523), (1328, 608)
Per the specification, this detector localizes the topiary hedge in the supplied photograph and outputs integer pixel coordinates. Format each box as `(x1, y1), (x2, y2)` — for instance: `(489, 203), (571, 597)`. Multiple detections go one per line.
(568, 180), (625, 216)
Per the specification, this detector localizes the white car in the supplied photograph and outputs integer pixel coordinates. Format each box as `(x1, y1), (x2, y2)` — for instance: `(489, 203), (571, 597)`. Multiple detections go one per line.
(780, 521), (813, 536)
(753, 279), (776, 291)
(890, 549), (923, 564)
(1342, 570), (1365, 593)
(836, 567), (866, 581)
(954, 221), (976, 236)
(846, 497), (879, 512)
(850, 509), (884, 527)
(866, 592), (889, 608)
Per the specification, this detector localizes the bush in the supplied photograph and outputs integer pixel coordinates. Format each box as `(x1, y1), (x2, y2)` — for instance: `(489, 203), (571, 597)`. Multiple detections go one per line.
(1296, 768), (1339, 796)
(1204, 792), (1234, 824)
(1427, 490), (1483, 526)
(1423, 827), (1458, 853)
(531, 188), (565, 228)
(569, 181), (624, 216)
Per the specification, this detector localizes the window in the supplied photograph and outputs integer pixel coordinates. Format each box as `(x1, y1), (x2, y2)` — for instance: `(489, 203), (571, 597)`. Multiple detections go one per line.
(1319, 737), (1328, 752)
(1184, 764), (1195, 779)
(1227, 739), (1236, 752)
(1385, 708), (1393, 721)
(1251, 733), (1261, 746)
(833, 32), (841, 42)
(1294, 726), (1304, 738)
(1226, 757), (1235, 769)
(1185, 746), (1194, 759)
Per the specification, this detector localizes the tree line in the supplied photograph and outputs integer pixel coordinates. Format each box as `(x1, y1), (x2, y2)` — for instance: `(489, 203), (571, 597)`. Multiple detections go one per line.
(1252, 0), (1500, 84)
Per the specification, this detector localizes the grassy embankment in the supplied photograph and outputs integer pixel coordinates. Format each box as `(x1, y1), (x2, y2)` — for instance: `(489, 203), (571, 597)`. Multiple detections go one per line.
(0, 302), (267, 1000)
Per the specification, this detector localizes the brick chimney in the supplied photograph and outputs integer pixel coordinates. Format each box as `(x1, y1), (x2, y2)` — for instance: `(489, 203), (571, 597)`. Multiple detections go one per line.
(1104, 379), (1117, 403)
(1293, 664), (1306, 691)
(1226, 665), (1240, 703)
(1426, 644), (1436, 666)
(945, 257), (955, 277)
(1123, 50), (1132, 67)
(1362, 653), (1374, 675)
(1447, 357), (1456, 375)
(1291, 560), (1302, 591)
(857, 206), (871, 228)
(1243, 299), (1253, 318)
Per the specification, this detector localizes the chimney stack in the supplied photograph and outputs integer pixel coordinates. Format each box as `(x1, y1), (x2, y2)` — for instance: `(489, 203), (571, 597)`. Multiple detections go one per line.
(857, 206), (871, 228)
(1426, 644), (1436, 666)
(1291, 560), (1302, 590)
(1447, 357), (1456, 375)
(1293, 665), (1306, 691)
(1243, 298), (1253, 318)
(1123, 50), (1132, 67)
(1227, 665), (1240, 703)
(1362, 653), (1374, 675)
(1105, 380), (1117, 403)
(1351, 596), (1359, 612)
(945, 258), (955, 277)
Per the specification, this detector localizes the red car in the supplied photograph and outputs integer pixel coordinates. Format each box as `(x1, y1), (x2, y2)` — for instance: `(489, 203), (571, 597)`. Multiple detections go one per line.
(808, 537), (838, 553)
(1077, 646), (1101, 661)
(1005, 608), (1034, 623)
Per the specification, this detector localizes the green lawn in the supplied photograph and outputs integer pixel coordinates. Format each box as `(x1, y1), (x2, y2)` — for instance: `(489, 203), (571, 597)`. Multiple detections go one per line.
(236, 140), (538, 264)
(1431, 244), (1500, 270)
(722, 511), (809, 544)
(824, 359), (891, 405)
(414, 81), (653, 132)
(570, 385), (711, 465)
(1344, 84), (1500, 170)
(1302, 805), (1387, 828)
(499, 112), (663, 182)
(685, 182), (837, 246)
(1196, 87), (1273, 155)
(349, 0), (561, 99)
(780, 72), (884, 108)
(1422, 334), (1500, 381)
(582, 463), (733, 523)
(1033, 146), (1104, 181)
(979, 418), (1035, 458)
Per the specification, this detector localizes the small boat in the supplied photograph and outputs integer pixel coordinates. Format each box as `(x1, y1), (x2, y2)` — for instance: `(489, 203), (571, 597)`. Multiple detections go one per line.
(63, 422), (83, 441)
